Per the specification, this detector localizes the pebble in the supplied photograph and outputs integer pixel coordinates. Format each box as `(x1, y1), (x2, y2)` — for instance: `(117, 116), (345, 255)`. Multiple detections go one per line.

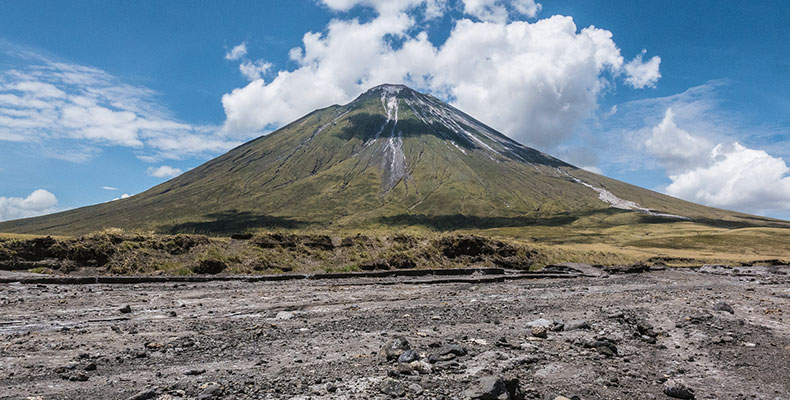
(713, 302), (734, 314)
(531, 326), (548, 338)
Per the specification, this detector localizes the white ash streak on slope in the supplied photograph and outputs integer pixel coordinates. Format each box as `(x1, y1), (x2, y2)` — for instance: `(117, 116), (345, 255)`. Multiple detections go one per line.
(379, 91), (408, 191)
(407, 95), (499, 157)
(561, 171), (690, 220)
(404, 98), (468, 155)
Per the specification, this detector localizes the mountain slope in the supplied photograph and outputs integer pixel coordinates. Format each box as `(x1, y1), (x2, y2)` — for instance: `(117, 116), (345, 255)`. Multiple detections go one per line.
(1, 84), (784, 235)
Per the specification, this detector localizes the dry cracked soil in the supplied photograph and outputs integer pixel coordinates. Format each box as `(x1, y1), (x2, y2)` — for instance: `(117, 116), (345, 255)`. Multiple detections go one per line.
(1, 266), (789, 400)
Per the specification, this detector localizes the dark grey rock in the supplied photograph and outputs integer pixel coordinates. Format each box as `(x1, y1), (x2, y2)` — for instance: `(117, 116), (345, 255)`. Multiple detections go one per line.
(380, 337), (411, 361)
(464, 376), (523, 400)
(68, 372), (89, 382)
(119, 305), (132, 314)
(126, 387), (159, 400)
(397, 349), (419, 363)
(664, 379), (695, 399)
(379, 378), (405, 397)
(437, 343), (467, 357)
(197, 383), (223, 400)
(184, 369), (205, 375)
(464, 376), (508, 400)
(408, 383), (424, 395)
(565, 320), (591, 330)
(713, 302), (734, 314)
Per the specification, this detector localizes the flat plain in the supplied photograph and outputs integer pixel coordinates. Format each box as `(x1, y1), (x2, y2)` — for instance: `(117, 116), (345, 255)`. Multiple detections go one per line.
(1, 265), (788, 399)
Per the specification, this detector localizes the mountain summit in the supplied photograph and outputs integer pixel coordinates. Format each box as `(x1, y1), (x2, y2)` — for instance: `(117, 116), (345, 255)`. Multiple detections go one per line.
(0, 84), (762, 235)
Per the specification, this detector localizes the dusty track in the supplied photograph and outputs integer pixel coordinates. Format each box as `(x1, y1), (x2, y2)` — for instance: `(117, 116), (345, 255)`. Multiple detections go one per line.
(1, 267), (788, 399)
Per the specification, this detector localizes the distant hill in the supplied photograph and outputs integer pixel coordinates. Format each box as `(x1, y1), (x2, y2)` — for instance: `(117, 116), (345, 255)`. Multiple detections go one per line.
(1, 84), (785, 236)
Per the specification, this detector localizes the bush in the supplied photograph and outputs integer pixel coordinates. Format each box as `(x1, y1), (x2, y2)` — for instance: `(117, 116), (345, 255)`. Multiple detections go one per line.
(193, 258), (227, 274)
(192, 247), (228, 274)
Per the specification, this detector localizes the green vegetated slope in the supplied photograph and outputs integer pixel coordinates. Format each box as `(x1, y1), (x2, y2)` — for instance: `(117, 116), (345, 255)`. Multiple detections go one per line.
(1, 85), (786, 243)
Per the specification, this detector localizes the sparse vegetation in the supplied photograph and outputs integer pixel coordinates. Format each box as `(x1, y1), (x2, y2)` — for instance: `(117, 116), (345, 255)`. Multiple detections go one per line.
(0, 226), (788, 276)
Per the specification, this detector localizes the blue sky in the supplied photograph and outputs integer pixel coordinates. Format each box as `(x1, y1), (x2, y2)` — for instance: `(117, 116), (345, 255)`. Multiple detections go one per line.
(1, 0), (789, 221)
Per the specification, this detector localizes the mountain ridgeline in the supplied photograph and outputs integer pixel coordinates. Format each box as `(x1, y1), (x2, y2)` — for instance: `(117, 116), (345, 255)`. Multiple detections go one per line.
(0, 84), (776, 235)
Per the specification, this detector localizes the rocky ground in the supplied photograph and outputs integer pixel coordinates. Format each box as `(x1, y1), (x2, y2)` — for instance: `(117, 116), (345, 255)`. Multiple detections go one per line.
(1, 265), (788, 400)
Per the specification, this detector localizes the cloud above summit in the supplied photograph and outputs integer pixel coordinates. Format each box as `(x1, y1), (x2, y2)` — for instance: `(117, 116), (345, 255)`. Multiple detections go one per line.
(221, 0), (661, 149)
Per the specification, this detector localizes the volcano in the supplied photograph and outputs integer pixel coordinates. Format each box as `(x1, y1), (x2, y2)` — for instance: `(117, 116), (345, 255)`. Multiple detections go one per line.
(0, 84), (775, 235)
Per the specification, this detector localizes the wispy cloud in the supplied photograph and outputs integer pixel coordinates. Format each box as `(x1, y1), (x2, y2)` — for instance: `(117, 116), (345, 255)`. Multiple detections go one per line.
(0, 50), (241, 162)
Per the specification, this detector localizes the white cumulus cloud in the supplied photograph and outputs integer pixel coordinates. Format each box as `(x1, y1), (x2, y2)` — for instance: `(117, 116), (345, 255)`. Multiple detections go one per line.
(0, 189), (58, 221)
(239, 60), (272, 81)
(624, 50), (661, 89)
(146, 165), (183, 178)
(639, 105), (790, 215)
(225, 42), (248, 60)
(666, 143), (790, 213)
(644, 108), (712, 173)
(321, 0), (446, 18)
(220, 6), (660, 149)
(462, 0), (541, 22)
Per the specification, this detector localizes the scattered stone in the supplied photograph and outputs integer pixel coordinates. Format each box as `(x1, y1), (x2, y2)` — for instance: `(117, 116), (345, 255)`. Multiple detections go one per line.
(585, 337), (618, 357)
(379, 378), (405, 397)
(408, 360), (433, 374)
(408, 383), (424, 395)
(126, 387), (159, 400)
(663, 379), (695, 399)
(463, 376), (522, 400)
(397, 349), (419, 363)
(196, 383), (223, 400)
(526, 318), (553, 328)
(531, 326), (548, 338)
(641, 335), (657, 344)
(636, 321), (659, 337)
(68, 372), (89, 382)
(144, 342), (164, 350)
(434, 343), (467, 359)
(83, 362), (97, 371)
(119, 305), (132, 314)
(380, 337), (411, 361)
(184, 369), (205, 376)
(713, 302), (735, 314)
(275, 311), (295, 320)
(607, 311), (625, 319)
(565, 320), (590, 330)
